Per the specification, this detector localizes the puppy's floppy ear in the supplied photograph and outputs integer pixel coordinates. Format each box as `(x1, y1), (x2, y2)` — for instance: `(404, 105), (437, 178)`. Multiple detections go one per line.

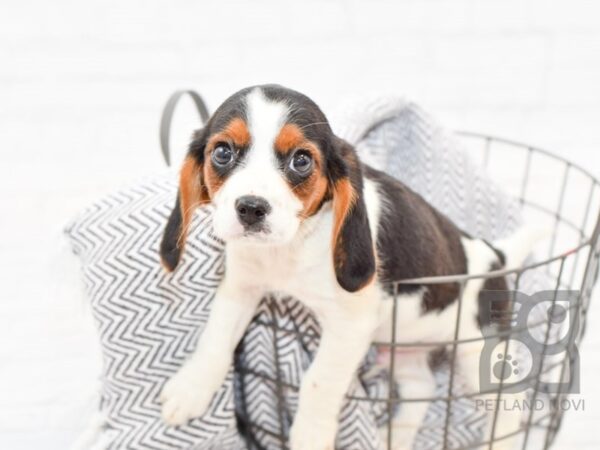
(330, 137), (376, 292)
(160, 129), (210, 271)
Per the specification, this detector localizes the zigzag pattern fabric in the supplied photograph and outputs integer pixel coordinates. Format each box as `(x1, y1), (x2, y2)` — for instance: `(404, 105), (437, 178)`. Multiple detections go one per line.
(66, 97), (548, 449)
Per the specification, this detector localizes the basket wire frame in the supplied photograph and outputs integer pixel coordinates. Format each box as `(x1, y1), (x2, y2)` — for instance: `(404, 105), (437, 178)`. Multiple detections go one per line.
(234, 133), (600, 450)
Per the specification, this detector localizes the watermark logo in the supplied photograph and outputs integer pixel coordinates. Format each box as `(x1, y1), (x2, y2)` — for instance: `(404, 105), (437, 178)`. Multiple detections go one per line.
(479, 290), (580, 394)
(475, 397), (585, 412)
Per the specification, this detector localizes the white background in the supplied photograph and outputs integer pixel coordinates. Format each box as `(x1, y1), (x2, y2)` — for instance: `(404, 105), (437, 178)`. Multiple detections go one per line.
(1, 0), (599, 448)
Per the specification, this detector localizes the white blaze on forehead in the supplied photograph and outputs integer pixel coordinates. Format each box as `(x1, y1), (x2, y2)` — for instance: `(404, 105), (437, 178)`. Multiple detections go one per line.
(245, 88), (289, 167)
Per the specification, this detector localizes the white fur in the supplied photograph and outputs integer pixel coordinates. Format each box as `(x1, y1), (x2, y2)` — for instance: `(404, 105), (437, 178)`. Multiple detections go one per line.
(161, 88), (538, 449)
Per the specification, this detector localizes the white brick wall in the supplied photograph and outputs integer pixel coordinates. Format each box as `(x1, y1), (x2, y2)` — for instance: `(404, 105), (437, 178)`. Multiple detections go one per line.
(1, 0), (599, 448)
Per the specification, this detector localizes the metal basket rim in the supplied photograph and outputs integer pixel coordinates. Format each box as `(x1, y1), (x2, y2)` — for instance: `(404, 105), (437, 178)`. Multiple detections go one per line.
(376, 131), (600, 288)
(456, 131), (599, 182)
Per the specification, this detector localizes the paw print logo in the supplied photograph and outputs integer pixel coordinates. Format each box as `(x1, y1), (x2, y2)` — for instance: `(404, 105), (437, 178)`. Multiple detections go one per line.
(493, 353), (520, 381)
(480, 290), (580, 394)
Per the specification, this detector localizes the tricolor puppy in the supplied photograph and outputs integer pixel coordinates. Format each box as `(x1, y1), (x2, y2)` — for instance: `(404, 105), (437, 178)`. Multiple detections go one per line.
(159, 85), (536, 450)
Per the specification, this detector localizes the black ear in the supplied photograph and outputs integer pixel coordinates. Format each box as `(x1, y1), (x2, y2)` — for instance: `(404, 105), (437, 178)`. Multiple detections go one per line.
(330, 138), (376, 292)
(160, 131), (209, 271)
(160, 194), (185, 271)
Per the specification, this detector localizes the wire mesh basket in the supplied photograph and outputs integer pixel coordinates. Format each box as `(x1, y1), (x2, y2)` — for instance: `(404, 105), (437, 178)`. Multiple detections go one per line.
(232, 133), (600, 450)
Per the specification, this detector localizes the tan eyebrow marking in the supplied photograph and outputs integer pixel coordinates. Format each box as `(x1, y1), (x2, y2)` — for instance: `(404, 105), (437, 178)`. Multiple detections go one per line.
(225, 117), (251, 147)
(274, 123), (306, 155)
(208, 117), (251, 149)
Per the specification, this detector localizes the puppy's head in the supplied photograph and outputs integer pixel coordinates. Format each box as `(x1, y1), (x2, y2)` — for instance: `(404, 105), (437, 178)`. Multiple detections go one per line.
(160, 85), (375, 292)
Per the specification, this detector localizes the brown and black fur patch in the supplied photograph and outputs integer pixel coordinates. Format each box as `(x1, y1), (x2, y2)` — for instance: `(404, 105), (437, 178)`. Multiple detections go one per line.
(363, 165), (468, 311)
(204, 117), (252, 196)
(329, 139), (376, 293)
(160, 155), (210, 271)
(364, 165), (510, 315)
(160, 90), (254, 271)
(296, 168), (329, 218)
(331, 178), (356, 258)
(272, 124), (329, 218)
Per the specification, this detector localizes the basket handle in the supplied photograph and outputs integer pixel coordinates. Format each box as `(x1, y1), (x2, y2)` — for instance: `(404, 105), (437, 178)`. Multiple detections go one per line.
(159, 90), (210, 167)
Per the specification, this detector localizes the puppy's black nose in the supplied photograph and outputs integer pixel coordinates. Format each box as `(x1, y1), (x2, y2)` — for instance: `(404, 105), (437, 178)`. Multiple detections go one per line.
(235, 195), (271, 228)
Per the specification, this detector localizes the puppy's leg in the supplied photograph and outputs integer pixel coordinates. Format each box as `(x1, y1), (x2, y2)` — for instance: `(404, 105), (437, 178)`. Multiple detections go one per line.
(289, 294), (381, 450)
(384, 351), (435, 450)
(160, 279), (261, 425)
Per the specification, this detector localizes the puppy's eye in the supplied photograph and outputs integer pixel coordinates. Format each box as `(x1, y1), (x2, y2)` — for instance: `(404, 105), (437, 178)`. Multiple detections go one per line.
(212, 144), (234, 166)
(289, 150), (313, 175)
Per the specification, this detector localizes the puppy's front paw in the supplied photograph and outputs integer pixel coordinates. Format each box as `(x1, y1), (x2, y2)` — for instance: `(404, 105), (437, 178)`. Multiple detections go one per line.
(289, 414), (336, 450)
(160, 363), (213, 426)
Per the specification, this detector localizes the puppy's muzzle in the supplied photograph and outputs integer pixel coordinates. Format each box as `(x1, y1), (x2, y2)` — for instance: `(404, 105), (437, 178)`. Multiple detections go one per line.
(235, 195), (271, 229)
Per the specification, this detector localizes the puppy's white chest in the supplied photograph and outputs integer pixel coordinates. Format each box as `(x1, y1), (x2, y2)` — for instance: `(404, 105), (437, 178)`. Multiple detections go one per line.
(226, 215), (337, 305)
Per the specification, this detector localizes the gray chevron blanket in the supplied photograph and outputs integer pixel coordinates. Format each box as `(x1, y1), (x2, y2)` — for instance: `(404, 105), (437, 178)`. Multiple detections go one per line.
(66, 97), (548, 449)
